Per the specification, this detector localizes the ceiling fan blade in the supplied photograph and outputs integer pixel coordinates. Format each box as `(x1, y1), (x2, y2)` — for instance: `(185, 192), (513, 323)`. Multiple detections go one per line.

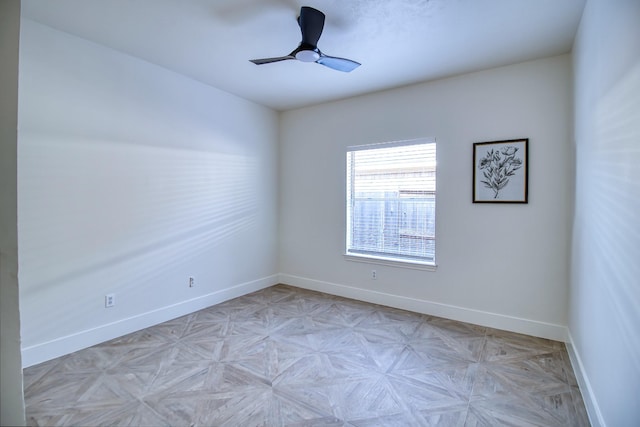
(316, 55), (361, 72)
(298, 6), (325, 47)
(250, 55), (295, 65)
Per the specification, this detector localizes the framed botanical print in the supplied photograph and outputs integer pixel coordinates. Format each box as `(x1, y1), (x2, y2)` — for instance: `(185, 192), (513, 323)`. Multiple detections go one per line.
(473, 138), (528, 203)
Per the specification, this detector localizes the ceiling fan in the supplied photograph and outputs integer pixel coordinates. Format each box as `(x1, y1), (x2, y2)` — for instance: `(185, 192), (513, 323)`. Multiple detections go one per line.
(250, 6), (361, 72)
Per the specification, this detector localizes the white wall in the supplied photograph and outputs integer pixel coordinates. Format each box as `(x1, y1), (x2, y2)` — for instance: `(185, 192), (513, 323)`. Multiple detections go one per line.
(18, 20), (280, 367)
(280, 55), (573, 340)
(0, 1), (26, 425)
(570, 0), (640, 425)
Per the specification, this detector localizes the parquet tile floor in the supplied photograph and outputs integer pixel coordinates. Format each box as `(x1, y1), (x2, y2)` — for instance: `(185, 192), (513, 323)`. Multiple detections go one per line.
(24, 285), (590, 426)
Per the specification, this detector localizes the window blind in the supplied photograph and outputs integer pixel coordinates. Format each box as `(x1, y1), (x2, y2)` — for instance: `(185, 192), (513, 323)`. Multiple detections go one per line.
(346, 139), (436, 263)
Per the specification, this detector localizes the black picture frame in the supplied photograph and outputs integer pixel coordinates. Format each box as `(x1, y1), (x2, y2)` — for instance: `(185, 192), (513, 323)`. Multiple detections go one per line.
(473, 138), (528, 203)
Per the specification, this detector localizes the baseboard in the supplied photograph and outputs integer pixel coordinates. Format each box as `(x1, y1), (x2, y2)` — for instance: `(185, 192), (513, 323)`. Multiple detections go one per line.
(22, 273), (570, 367)
(21, 274), (279, 368)
(566, 331), (606, 427)
(279, 273), (568, 342)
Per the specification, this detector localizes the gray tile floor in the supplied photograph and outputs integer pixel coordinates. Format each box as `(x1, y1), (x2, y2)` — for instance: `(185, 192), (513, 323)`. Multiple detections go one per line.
(24, 285), (590, 426)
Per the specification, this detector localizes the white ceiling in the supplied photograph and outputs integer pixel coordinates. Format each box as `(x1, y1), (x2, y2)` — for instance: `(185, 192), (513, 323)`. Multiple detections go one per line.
(21, 0), (586, 111)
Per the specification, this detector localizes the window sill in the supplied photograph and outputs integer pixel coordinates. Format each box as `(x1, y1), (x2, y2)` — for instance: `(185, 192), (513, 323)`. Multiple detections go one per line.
(343, 253), (437, 271)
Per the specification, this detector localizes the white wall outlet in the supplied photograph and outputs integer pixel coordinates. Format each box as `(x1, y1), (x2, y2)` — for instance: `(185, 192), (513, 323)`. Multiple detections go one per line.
(371, 270), (377, 280)
(189, 277), (195, 287)
(105, 294), (115, 308)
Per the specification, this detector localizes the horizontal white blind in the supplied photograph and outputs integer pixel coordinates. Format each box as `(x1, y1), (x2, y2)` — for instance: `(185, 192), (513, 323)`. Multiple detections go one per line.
(346, 140), (436, 263)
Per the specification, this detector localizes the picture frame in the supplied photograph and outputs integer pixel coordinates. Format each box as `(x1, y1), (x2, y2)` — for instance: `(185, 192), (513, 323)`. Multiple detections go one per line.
(473, 138), (528, 203)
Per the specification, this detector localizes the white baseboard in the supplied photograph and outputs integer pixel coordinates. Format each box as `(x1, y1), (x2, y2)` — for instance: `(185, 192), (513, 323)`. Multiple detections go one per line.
(279, 273), (568, 342)
(22, 272), (569, 367)
(21, 274), (278, 368)
(566, 331), (606, 427)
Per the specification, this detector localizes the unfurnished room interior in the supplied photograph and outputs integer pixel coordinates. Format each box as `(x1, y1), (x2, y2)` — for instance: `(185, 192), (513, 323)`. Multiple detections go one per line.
(1, 0), (638, 426)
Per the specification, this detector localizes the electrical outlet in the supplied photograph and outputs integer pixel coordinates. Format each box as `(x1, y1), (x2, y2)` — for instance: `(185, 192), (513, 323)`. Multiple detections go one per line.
(105, 294), (115, 308)
(189, 277), (195, 287)
(371, 270), (377, 280)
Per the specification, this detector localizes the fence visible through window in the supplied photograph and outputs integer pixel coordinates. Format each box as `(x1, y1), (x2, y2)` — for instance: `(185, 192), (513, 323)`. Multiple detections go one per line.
(347, 140), (436, 264)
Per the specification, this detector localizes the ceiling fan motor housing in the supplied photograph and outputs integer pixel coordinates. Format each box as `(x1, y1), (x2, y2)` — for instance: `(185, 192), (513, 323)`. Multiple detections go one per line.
(294, 44), (321, 62)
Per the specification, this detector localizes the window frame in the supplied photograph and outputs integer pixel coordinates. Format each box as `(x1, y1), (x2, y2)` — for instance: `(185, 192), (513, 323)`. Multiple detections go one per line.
(344, 138), (437, 271)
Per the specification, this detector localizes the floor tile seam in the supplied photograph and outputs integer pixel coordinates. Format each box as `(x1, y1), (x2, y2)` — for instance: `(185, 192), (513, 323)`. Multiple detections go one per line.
(31, 370), (105, 405)
(394, 378), (469, 412)
(464, 337), (485, 427)
(388, 361), (475, 381)
(483, 339), (565, 355)
(483, 343), (562, 360)
(22, 373), (90, 398)
(198, 391), (277, 426)
(467, 405), (559, 427)
(27, 395), (141, 414)
(468, 382), (575, 409)
(470, 392), (576, 425)
(383, 371), (471, 403)
(148, 387), (267, 401)
(271, 373), (376, 389)
(24, 357), (67, 385)
(93, 370), (156, 402)
(471, 371), (572, 394)
(342, 411), (418, 426)
(403, 348), (479, 368)
(407, 343), (485, 366)
(479, 350), (570, 366)
(476, 358), (574, 385)
(386, 363), (478, 385)
(271, 387), (343, 422)
(135, 399), (173, 426)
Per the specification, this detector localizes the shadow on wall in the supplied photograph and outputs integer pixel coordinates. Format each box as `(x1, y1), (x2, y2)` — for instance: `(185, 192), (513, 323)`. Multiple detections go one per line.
(590, 60), (640, 369)
(18, 133), (260, 345)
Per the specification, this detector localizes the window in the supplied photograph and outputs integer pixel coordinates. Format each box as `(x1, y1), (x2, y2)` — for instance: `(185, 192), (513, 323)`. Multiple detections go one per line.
(346, 139), (436, 268)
